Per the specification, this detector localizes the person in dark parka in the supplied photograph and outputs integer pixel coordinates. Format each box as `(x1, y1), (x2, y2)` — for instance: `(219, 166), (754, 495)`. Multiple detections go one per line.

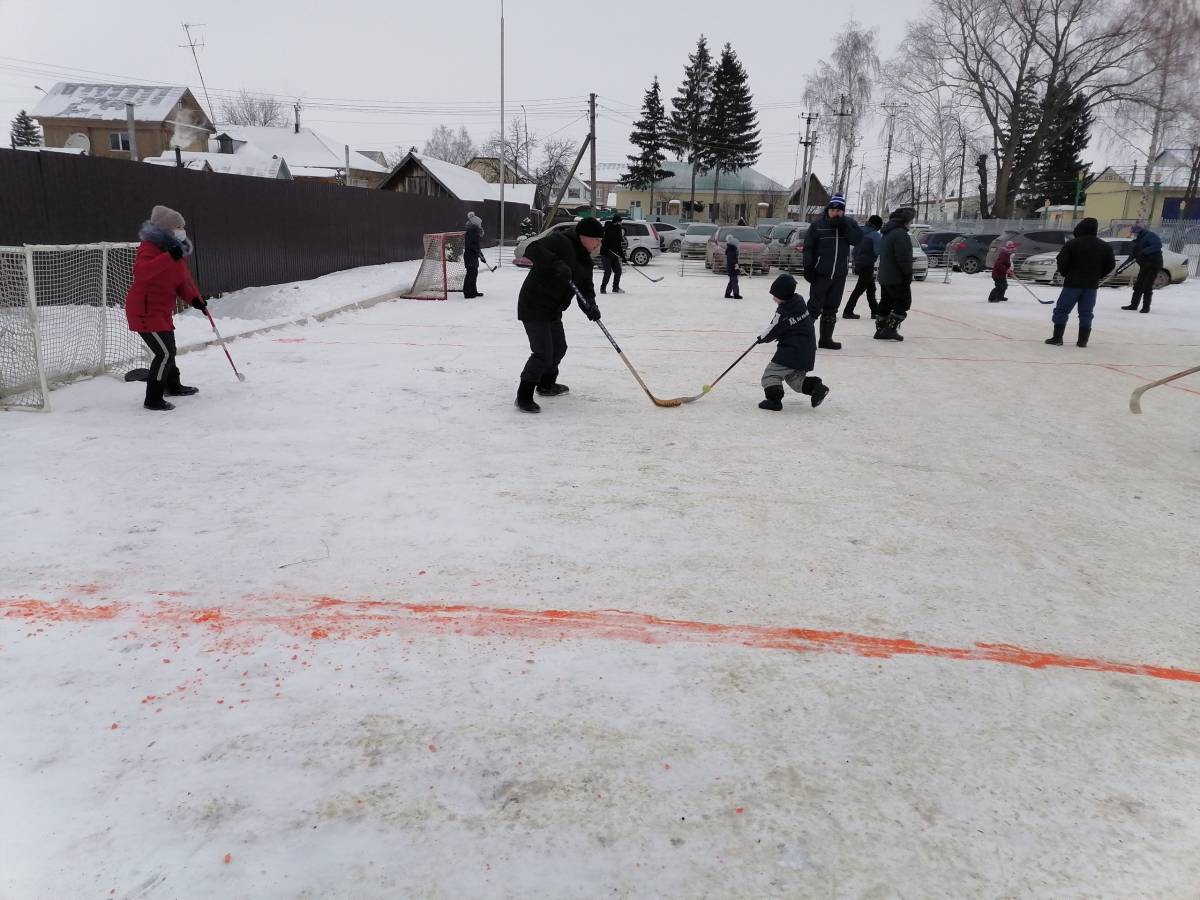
(1045, 217), (1116, 348)
(844, 214), (882, 318)
(874, 207), (916, 342)
(1120, 223), (1164, 313)
(802, 192), (863, 350)
(463, 212), (484, 298)
(515, 218), (603, 413)
(755, 273), (828, 411)
(725, 235), (743, 298)
(600, 215), (627, 294)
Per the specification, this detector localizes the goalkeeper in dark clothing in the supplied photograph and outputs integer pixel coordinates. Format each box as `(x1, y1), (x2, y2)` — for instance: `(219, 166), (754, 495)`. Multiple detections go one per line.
(515, 218), (603, 413)
(463, 212), (485, 298)
(600, 215), (627, 294)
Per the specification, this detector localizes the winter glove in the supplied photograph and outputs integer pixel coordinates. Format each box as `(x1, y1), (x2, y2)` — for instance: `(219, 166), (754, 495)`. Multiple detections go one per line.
(190, 298), (208, 312)
(168, 243), (184, 261)
(583, 300), (602, 321)
(803, 266), (817, 284)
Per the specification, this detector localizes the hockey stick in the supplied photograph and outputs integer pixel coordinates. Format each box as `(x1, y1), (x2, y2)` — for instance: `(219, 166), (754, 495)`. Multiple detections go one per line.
(205, 308), (246, 382)
(479, 254), (496, 273)
(1129, 363), (1200, 414)
(700, 341), (759, 395)
(627, 263), (664, 284)
(1009, 271), (1054, 305)
(593, 319), (688, 407)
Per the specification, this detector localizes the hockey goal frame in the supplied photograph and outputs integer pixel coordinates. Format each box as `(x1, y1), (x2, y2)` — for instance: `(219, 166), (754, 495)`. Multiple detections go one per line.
(400, 231), (468, 301)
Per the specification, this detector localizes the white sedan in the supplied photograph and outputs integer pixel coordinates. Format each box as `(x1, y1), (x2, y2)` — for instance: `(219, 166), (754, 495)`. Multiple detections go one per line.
(1019, 238), (1190, 288)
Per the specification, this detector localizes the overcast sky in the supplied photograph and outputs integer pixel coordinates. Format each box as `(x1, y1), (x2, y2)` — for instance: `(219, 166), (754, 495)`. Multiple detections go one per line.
(1, 0), (930, 194)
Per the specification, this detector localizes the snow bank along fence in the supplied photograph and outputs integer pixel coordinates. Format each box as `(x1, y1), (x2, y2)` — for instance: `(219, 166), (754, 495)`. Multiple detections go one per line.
(1, 242), (147, 410)
(0, 148), (529, 297)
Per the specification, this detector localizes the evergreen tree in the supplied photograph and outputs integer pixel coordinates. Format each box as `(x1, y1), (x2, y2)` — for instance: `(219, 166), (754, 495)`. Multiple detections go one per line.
(1027, 92), (1093, 207)
(667, 36), (713, 220)
(998, 85), (1040, 213)
(9, 110), (41, 148)
(703, 43), (760, 220)
(620, 77), (673, 218)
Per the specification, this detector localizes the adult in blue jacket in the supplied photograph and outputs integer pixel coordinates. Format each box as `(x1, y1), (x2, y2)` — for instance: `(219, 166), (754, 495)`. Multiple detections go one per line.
(843, 214), (882, 319)
(802, 193), (863, 350)
(1120, 224), (1164, 313)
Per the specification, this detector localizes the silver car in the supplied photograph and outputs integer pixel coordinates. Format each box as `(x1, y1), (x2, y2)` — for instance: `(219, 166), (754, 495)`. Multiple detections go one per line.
(679, 223), (718, 259)
(1019, 238), (1190, 288)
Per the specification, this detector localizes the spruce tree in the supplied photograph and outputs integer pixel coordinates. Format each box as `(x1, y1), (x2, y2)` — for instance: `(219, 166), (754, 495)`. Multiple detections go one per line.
(703, 43), (760, 221)
(620, 77), (673, 218)
(1028, 92), (1092, 207)
(9, 110), (42, 148)
(667, 36), (713, 220)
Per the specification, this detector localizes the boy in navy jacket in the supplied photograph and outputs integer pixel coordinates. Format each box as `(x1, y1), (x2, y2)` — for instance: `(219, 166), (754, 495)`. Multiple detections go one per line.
(755, 273), (828, 411)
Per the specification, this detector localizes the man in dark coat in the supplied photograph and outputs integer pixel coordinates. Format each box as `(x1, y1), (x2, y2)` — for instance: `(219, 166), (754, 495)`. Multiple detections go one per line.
(874, 207), (916, 342)
(802, 192), (863, 350)
(1120, 223), (1164, 313)
(463, 212), (484, 298)
(600, 215), (627, 294)
(843, 214), (882, 318)
(725, 235), (742, 298)
(515, 218), (603, 413)
(755, 273), (827, 411)
(1045, 217), (1116, 348)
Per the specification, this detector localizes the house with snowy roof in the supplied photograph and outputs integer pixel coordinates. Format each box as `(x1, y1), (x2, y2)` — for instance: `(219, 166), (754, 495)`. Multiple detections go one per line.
(31, 82), (214, 160)
(614, 160), (790, 222)
(381, 152), (537, 207)
(208, 125), (389, 187)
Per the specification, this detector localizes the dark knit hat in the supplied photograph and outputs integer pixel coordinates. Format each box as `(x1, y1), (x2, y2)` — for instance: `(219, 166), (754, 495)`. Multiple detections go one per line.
(576, 217), (604, 238)
(868, 214), (883, 229)
(769, 273), (798, 299)
(827, 193), (846, 210)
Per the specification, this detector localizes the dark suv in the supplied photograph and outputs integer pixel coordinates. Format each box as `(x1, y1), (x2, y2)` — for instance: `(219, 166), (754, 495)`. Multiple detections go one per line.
(945, 233), (1000, 274)
(918, 231), (963, 267)
(985, 229), (1074, 268)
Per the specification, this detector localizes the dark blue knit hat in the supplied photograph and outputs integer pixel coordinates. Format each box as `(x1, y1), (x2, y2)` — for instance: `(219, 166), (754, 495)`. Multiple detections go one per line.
(769, 273), (798, 299)
(828, 193), (846, 209)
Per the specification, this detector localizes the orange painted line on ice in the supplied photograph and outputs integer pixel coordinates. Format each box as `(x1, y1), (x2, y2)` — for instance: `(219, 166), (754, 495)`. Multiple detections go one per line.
(4, 597), (1198, 686)
(909, 308), (1016, 340)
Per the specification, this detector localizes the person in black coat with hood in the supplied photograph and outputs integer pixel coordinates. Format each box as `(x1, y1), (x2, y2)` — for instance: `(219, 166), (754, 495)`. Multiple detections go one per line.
(754, 273), (829, 411)
(463, 212), (485, 298)
(515, 218), (604, 413)
(600, 215), (627, 294)
(1045, 217), (1115, 348)
(802, 192), (863, 350)
(874, 207), (916, 341)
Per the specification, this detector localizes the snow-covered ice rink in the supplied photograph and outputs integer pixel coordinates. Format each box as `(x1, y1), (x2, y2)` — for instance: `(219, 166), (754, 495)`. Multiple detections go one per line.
(3, 255), (1199, 898)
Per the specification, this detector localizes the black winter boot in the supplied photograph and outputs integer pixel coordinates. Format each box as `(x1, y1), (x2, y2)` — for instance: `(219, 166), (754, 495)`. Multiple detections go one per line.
(818, 318), (842, 350)
(758, 384), (784, 411)
(1045, 323), (1066, 346)
(801, 376), (829, 408)
(1076, 326), (1091, 348)
(165, 366), (198, 397)
(873, 316), (904, 341)
(536, 382), (570, 397)
(1122, 296), (1139, 310)
(143, 381), (175, 411)
(515, 381), (541, 413)
(1140, 299), (1151, 313)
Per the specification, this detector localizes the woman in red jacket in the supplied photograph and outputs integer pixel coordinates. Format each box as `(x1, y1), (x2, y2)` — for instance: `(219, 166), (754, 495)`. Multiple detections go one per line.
(125, 205), (206, 410)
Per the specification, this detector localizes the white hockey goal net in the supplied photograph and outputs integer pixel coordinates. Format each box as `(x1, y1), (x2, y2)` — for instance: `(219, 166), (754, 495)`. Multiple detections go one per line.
(0, 243), (149, 411)
(400, 232), (467, 300)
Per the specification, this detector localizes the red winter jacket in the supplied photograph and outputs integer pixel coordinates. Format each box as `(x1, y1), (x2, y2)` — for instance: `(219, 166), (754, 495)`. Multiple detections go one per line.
(125, 242), (201, 333)
(992, 247), (1015, 278)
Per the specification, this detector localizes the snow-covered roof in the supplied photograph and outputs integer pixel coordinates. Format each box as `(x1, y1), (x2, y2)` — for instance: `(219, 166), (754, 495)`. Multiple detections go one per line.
(386, 152), (537, 204)
(212, 125), (389, 174)
(32, 83), (192, 123)
(145, 157), (211, 172)
(15, 145), (88, 156)
(144, 151), (291, 179)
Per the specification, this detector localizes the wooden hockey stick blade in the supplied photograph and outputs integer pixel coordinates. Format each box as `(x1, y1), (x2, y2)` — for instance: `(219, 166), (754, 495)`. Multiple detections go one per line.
(1128, 363), (1200, 414)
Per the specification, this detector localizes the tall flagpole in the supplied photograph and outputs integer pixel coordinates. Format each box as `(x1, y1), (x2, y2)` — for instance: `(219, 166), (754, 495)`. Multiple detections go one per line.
(499, 0), (505, 268)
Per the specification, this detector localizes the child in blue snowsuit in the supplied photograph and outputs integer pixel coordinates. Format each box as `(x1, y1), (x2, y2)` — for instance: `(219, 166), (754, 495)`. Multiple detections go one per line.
(755, 273), (828, 411)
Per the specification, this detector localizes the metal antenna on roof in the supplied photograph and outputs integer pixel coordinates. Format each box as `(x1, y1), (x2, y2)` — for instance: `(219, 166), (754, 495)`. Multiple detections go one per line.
(180, 23), (214, 123)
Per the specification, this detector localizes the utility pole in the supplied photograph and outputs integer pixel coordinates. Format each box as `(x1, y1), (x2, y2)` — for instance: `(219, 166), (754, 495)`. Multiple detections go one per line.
(925, 163), (932, 220)
(293, 100), (301, 134)
(124, 102), (139, 162)
(522, 104), (530, 179)
(589, 92), (598, 212)
(829, 94), (852, 191)
(180, 24), (214, 122)
(879, 103), (904, 216)
(798, 112), (818, 220)
(499, 0), (505, 266)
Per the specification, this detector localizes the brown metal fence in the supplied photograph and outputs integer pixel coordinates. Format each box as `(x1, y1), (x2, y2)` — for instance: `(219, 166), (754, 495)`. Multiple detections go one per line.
(0, 149), (528, 296)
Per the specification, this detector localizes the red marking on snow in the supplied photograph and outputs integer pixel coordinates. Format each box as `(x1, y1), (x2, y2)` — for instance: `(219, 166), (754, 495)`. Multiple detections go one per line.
(7, 595), (1200, 686)
(110, 723), (119, 730)
(910, 307), (1015, 340)
(223, 853), (232, 864)
(1100, 364), (1200, 398)
(2, 599), (123, 622)
(417, 570), (427, 576)
(735, 807), (745, 814)
(69, 583), (103, 595)
(428, 744), (438, 752)
(274, 337), (307, 343)
(310, 628), (329, 639)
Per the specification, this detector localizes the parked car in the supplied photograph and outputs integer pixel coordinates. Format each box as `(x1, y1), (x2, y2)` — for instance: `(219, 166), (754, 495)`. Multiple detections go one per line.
(652, 221), (683, 252)
(706, 225), (770, 275)
(514, 219), (661, 268)
(945, 233), (1001, 274)
(680, 223), (718, 259)
(985, 229), (1074, 269)
(1019, 238), (1190, 288)
(756, 223), (775, 242)
(765, 222), (804, 266)
(918, 231), (963, 268)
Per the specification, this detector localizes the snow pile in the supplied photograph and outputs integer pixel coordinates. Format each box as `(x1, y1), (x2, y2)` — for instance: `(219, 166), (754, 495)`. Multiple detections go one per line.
(31, 83), (188, 123)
